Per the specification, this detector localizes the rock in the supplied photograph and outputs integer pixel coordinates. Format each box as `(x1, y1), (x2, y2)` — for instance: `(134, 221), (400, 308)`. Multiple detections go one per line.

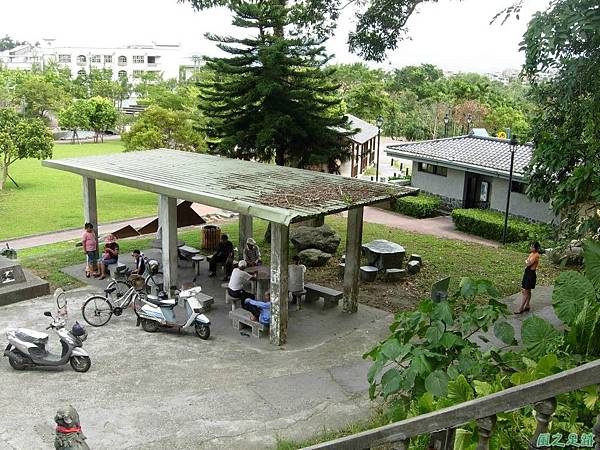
(338, 263), (346, 278)
(407, 260), (421, 274)
(298, 248), (333, 267)
(291, 224), (341, 254)
(385, 268), (406, 282)
(409, 254), (422, 264)
(360, 266), (378, 282)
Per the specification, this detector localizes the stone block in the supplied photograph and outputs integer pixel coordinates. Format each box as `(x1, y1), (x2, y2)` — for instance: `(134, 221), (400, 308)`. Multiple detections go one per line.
(291, 224), (341, 254)
(298, 248), (333, 267)
(409, 254), (423, 264)
(407, 260), (421, 274)
(385, 268), (406, 282)
(360, 266), (378, 282)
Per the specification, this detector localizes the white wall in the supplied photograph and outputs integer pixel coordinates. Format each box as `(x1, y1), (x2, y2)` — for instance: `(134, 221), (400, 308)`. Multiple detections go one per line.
(411, 162), (465, 203)
(490, 178), (556, 224)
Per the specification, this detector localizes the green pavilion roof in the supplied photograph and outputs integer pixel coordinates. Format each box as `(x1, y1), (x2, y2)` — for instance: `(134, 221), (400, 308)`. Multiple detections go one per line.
(43, 149), (417, 225)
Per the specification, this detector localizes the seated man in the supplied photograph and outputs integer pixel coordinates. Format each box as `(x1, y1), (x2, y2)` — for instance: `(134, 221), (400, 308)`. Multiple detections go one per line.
(130, 249), (146, 276)
(288, 255), (306, 304)
(208, 234), (234, 280)
(228, 260), (255, 304)
(243, 238), (261, 267)
(244, 292), (271, 325)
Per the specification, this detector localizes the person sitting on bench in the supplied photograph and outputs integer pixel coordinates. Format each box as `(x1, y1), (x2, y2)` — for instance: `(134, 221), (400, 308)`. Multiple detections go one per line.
(130, 249), (145, 276)
(228, 260), (255, 304)
(208, 234), (234, 280)
(244, 292), (271, 325)
(288, 255), (306, 304)
(99, 235), (119, 280)
(243, 238), (261, 267)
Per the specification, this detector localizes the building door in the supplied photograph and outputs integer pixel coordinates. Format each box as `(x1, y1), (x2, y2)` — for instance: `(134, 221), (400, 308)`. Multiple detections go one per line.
(463, 172), (491, 209)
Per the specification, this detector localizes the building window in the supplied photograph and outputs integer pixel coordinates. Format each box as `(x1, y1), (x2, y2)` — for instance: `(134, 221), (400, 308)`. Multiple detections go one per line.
(133, 70), (144, 77)
(118, 70), (127, 78)
(118, 55), (127, 65)
(418, 162), (447, 177)
(133, 55), (145, 64)
(104, 55), (113, 63)
(147, 55), (156, 64)
(91, 54), (101, 63)
(511, 181), (527, 194)
(58, 54), (71, 63)
(77, 55), (86, 65)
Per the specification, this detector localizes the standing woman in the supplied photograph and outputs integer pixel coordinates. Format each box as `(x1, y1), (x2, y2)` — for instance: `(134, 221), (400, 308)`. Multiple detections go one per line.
(516, 241), (541, 314)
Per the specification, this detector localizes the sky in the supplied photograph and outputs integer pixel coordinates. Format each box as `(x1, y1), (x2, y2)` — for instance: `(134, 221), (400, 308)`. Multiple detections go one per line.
(0, 0), (551, 73)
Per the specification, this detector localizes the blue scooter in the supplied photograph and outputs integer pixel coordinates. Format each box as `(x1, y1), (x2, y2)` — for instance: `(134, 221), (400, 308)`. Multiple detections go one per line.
(134, 286), (211, 339)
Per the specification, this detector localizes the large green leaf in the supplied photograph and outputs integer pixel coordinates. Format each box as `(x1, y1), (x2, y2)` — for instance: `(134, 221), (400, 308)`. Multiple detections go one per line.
(367, 360), (384, 384)
(432, 301), (453, 325)
(380, 339), (405, 361)
(552, 271), (596, 326)
(568, 299), (600, 356)
(425, 320), (445, 345)
(493, 321), (516, 346)
(447, 375), (474, 403)
(583, 240), (600, 292)
(381, 368), (402, 398)
(425, 370), (449, 397)
(521, 316), (561, 358)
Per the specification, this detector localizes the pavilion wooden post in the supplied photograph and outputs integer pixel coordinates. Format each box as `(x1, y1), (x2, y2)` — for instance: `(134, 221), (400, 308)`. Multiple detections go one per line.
(270, 222), (289, 346)
(239, 214), (253, 258)
(82, 177), (98, 244)
(343, 206), (364, 313)
(159, 195), (178, 293)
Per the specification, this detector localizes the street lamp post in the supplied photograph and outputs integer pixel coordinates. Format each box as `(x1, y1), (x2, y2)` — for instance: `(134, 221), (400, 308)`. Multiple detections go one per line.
(467, 113), (473, 134)
(375, 115), (383, 182)
(444, 113), (449, 138)
(501, 136), (518, 245)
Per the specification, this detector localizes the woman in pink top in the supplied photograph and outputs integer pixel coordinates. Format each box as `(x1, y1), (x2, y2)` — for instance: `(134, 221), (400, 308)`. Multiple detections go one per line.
(82, 222), (98, 278)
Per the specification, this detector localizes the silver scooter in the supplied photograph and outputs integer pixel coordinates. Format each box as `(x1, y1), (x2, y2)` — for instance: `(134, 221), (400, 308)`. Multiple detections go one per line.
(135, 286), (211, 339)
(4, 311), (91, 372)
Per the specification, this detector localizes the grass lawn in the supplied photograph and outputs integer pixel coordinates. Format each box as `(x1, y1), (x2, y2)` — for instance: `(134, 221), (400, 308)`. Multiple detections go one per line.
(18, 216), (560, 313)
(0, 140), (159, 240)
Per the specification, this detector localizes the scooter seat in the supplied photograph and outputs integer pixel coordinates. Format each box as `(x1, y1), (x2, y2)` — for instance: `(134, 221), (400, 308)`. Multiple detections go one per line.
(15, 329), (48, 346)
(146, 296), (176, 308)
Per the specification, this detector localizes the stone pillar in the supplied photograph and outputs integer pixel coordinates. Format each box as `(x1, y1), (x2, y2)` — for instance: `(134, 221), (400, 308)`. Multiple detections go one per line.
(270, 222), (289, 346)
(239, 214), (253, 258)
(82, 177), (98, 243)
(343, 206), (363, 313)
(529, 398), (557, 450)
(159, 195), (178, 293)
(476, 415), (496, 450)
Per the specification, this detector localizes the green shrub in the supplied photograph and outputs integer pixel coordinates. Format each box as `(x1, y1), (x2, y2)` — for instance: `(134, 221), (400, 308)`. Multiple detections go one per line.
(395, 194), (441, 218)
(451, 208), (551, 243)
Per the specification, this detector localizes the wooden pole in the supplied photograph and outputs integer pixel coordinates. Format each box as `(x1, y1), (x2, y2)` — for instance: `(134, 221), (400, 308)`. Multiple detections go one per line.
(159, 195), (178, 293)
(239, 214), (253, 258)
(343, 206), (363, 313)
(82, 177), (98, 244)
(270, 222), (289, 346)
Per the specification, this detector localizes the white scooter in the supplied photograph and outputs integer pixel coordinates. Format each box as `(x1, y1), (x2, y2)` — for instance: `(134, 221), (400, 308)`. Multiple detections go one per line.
(134, 286), (211, 339)
(4, 311), (91, 372)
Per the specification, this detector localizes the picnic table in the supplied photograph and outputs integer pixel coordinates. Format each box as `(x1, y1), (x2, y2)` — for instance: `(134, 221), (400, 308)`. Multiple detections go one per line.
(361, 239), (406, 270)
(245, 265), (270, 299)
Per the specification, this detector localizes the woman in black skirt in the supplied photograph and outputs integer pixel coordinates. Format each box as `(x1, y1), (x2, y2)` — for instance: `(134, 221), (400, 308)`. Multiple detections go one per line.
(516, 241), (541, 314)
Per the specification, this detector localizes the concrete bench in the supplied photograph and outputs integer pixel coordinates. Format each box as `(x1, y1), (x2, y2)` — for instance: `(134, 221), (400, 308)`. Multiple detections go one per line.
(229, 308), (267, 338)
(194, 292), (214, 311)
(360, 265), (379, 282)
(221, 282), (241, 311)
(304, 283), (343, 309)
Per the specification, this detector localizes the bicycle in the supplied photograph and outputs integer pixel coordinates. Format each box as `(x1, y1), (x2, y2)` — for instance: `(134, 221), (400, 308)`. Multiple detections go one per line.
(81, 275), (147, 327)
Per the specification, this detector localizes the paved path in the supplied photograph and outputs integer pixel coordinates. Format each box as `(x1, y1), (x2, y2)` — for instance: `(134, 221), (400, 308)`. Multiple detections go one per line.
(4, 204), (227, 250)
(362, 207), (498, 247)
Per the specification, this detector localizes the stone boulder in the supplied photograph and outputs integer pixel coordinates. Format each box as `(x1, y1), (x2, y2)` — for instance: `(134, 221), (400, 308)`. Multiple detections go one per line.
(407, 260), (421, 274)
(298, 248), (333, 267)
(291, 224), (341, 254)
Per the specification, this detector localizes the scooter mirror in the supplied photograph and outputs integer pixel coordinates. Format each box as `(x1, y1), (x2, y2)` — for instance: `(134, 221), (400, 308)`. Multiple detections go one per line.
(43, 311), (52, 317)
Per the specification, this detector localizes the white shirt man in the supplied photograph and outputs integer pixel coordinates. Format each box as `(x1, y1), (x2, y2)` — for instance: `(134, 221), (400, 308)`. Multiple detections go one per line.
(227, 260), (254, 299)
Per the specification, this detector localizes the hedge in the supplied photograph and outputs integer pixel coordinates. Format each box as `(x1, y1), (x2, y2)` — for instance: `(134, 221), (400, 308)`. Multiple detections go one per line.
(451, 208), (551, 243)
(395, 194), (442, 219)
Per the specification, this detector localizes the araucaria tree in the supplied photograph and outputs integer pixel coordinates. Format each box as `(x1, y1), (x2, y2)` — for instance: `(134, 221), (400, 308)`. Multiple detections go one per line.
(199, 1), (350, 168)
(0, 108), (53, 190)
(522, 0), (600, 229)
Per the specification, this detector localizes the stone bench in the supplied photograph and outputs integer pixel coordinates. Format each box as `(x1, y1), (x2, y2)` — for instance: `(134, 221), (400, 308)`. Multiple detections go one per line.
(304, 283), (343, 309)
(221, 282), (241, 311)
(385, 268), (406, 282)
(360, 266), (378, 282)
(229, 308), (267, 338)
(194, 292), (214, 312)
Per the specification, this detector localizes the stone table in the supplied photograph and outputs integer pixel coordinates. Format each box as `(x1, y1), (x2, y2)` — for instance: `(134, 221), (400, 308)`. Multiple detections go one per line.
(245, 265), (271, 299)
(361, 240), (406, 270)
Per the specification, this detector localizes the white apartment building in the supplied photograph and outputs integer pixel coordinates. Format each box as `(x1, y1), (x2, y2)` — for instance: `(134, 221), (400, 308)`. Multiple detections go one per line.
(0, 38), (183, 81)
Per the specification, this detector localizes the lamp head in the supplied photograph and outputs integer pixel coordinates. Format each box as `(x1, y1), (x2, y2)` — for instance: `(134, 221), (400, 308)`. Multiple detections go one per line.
(376, 115), (384, 128)
(444, 113), (449, 125)
(467, 113), (472, 124)
(510, 135), (518, 147)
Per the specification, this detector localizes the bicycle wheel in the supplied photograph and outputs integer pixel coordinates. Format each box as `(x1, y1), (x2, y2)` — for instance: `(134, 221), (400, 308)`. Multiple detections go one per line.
(54, 288), (67, 309)
(107, 280), (130, 300)
(82, 295), (113, 327)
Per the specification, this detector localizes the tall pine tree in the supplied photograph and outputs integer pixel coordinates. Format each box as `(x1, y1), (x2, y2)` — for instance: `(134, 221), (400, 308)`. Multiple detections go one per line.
(199, 1), (351, 168)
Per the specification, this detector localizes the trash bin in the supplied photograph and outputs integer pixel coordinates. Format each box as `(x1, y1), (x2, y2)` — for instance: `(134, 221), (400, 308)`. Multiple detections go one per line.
(202, 225), (221, 251)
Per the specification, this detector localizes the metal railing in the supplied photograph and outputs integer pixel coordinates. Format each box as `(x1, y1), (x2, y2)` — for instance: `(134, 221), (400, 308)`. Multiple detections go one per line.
(303, 359), (600, 450)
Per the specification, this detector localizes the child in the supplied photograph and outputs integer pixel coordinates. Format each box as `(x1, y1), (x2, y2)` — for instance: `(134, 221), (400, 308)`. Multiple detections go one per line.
(131, 250), (146, 276)
(81, 223), (98, 278)
(99, 235), (119, 280)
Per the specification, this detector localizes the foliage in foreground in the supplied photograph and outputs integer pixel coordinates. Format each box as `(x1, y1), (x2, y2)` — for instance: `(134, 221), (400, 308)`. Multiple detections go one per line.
(451, 208), (551, 243)
(394, 194), (441, 219)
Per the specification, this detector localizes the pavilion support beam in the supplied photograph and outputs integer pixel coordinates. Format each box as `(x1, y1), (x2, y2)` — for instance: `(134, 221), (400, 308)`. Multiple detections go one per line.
(159, 195), (178, 293)
(270, 222), (289, 346)
(82, 177), (98, 243)
(343, 206), (364, 313)
(239, 214), (253, 257)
